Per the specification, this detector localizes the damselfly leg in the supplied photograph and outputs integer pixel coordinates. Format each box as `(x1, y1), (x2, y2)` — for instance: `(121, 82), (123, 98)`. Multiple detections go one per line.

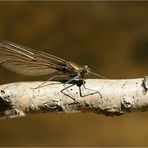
(35, 72), (104, 101)
(61, 72), (103, 101)
(61, 74), (80, 100)
(78, 80), (102, 98)
(33, 74), (67, 89)
(61, 79), (102, 101)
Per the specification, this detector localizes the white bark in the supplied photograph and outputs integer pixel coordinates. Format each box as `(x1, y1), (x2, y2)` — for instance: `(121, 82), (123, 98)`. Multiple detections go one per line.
(0, 78), (148, 119)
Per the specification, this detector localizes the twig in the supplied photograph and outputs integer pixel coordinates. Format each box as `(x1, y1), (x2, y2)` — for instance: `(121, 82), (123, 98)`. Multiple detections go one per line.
(0, 77), (148, 119)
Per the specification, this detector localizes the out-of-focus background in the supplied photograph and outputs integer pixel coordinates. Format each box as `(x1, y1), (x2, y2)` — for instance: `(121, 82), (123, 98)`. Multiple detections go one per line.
(0, 1), (148, 147)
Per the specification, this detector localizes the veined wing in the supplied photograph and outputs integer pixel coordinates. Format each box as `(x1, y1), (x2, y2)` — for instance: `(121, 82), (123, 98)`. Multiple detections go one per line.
(0, 39), (68, 76)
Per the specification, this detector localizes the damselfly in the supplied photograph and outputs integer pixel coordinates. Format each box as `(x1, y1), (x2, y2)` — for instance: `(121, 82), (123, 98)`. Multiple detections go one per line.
(0, 39), (104, 99)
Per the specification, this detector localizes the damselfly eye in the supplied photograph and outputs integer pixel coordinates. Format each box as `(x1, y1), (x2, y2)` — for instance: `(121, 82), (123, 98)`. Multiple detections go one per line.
(84, 65), (89, 69)
(84, 65), (90, 72)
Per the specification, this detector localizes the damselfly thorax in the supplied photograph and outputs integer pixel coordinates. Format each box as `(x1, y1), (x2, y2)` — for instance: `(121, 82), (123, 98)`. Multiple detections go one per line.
(63, 62), (90, 78)
(0, 39), (104, 99)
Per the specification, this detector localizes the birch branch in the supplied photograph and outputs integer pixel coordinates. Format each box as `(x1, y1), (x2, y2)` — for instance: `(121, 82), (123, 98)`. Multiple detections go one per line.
(0, 77), (148, 119)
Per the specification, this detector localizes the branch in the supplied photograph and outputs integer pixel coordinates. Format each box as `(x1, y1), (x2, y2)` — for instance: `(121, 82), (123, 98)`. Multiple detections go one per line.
(0, 77), (148, 119)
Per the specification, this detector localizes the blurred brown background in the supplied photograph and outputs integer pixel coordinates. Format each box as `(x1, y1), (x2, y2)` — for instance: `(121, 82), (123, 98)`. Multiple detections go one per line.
(0, 1), (148, 147)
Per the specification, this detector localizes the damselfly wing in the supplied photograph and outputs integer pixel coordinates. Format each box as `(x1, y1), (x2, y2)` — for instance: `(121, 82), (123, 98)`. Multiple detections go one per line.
(0, 39), (103, 99)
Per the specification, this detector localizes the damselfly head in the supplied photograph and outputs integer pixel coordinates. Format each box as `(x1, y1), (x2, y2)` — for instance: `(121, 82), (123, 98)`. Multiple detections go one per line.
(67, 62), (90, 78)
(80, 65), (105, 79)
(80, 65), (90, 78)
